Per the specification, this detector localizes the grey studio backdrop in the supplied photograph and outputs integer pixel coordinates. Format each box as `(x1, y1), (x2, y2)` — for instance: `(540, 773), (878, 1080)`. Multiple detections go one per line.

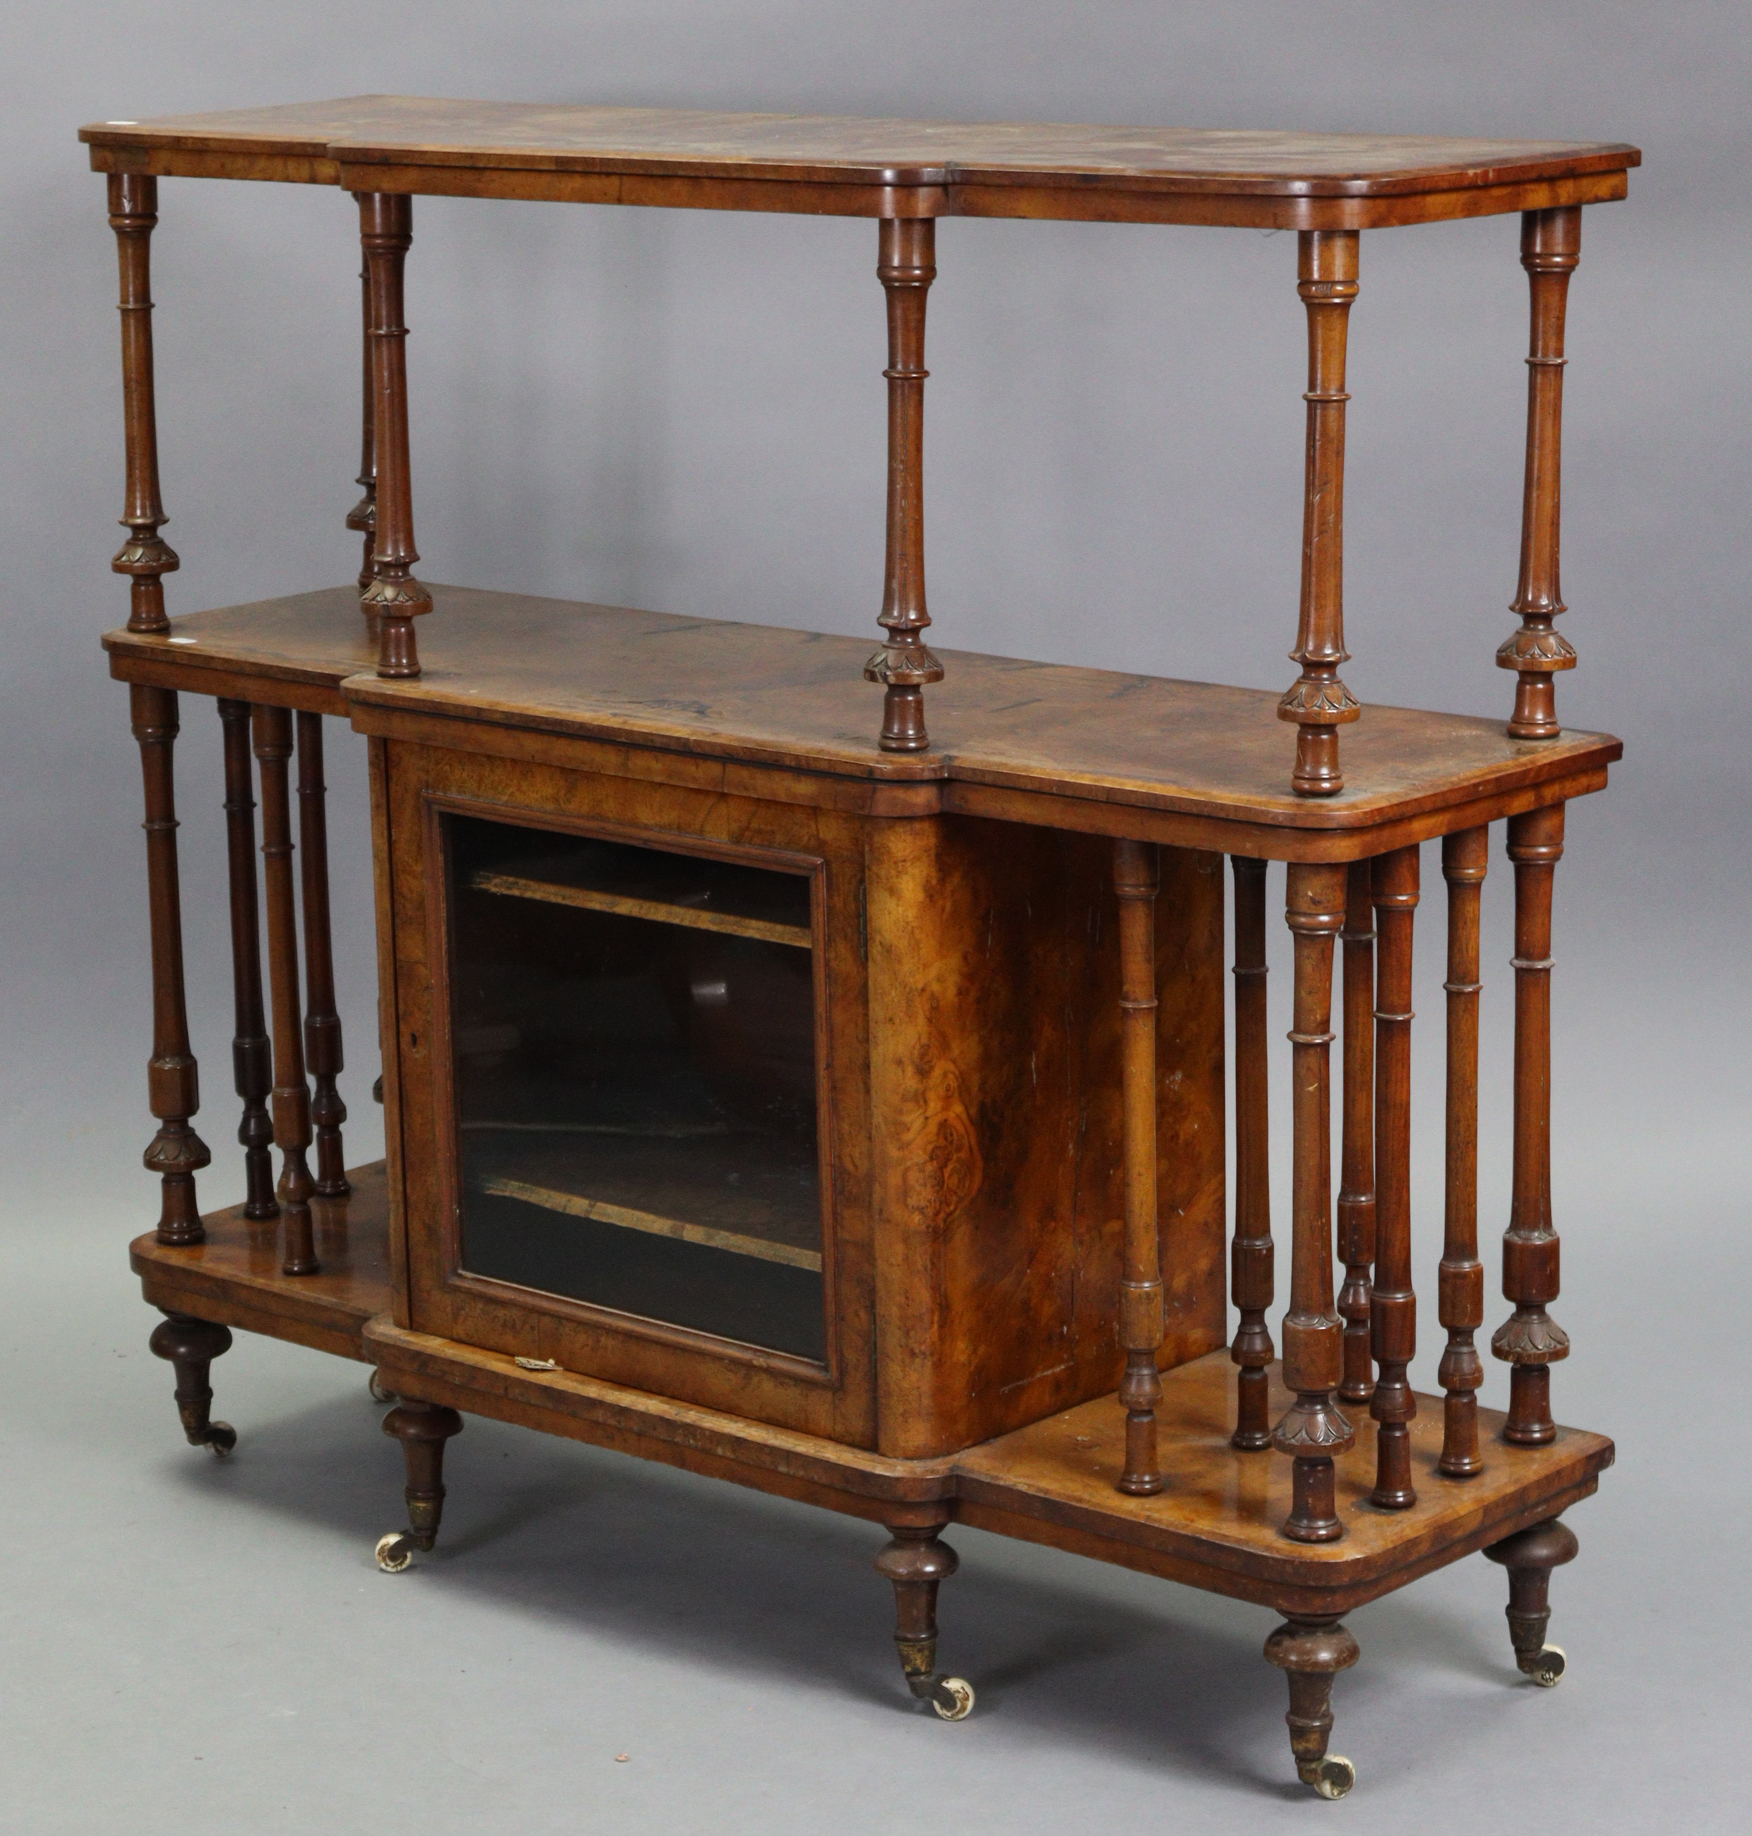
(0, 5), (1744, 1833)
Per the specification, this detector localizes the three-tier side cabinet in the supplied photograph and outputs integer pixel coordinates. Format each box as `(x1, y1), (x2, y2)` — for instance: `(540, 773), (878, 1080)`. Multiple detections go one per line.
(85, 98), (1635, 1797)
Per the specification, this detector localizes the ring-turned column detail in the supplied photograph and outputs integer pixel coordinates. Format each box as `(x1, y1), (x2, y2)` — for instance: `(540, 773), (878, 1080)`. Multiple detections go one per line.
(345, 220), (377, 590)
(108, 173), (178, 634)
(218, 699), (277, 1221)
(1229, 856), (1274, 1451)
(253, 705), (320, 1276)
(130, 685), (210, 1245)
(1369, 845), (1419, 1509)
(1274, 862), (1353, 1541)
(1113, 840), (1164, 1495)
(1279, 231), (1361, 796)
(863, 217), (943, 752)
(1499, 208), (1582, 739)
(296, 713), (348, 1197)
(1438, 827), (1489, 1476)
(358, 192), (430, 677)
(1493, 804), (1569, 1442)
(1336, 860), (1376, 1406)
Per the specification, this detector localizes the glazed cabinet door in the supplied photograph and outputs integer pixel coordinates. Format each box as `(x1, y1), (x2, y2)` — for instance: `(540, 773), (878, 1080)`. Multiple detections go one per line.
(379, 742), (876, 1445)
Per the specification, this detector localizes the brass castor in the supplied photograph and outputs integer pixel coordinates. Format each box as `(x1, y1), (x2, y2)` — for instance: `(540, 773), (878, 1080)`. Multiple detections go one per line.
(367, 1368), (398, 1406)
(1523, 1643), (1566, 1688)
(931, 1677), (976, 1722)
(1484, 1517), (1578, 1687)
(374, 1531), (414, 1574)
(1307, 1755), (1356, 1800)
(202, 1421), (238, 1458)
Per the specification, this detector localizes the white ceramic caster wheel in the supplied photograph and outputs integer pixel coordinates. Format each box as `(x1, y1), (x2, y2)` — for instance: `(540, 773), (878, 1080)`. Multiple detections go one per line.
(1311, 1755), (1355, 1800)
(1528, 1644), (1566, 1687)
(375, 1532), (413, 1573)
(367, 1370), (397, 1406)
(932, 1678), (975, 1721)
(205, 1422), (237, 1457)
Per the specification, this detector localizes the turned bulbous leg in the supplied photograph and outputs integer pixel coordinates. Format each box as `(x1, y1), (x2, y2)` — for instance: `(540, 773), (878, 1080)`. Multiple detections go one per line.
(1264, 1616), (1360, 1798)
(1484, 1516), (1578, 1685)
(374, 1399), (464, 1571)
(148, 1312), (236, 1455)
(874, 1522), (975, 1720)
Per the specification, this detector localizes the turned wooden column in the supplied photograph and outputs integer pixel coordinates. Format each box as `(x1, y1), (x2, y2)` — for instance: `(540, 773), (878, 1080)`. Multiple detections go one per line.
(1228, 856), (1275, 1451)
(108, 173), (178, 635)
(130, 686), (210, 1245)
(296, 713), (348, 1196)
(1113, 841), (1164, 1495)
(863, 217), (943, 752)
(1439, 827), (1489, 1476)
(253, 705), (319, 1276)
(1336, 860), (1376, 1406)
(1493, 804), (1569, 1442)
(1369, 845), (1419, 1509)
(1499, 208), (1582, 739)
(345, 216), (377, 590)
(874, 1514), (975, 1719)
(218, 700), (277, 1221)
(1273, 863), (1353, 1541)
(1279, 231), (1361, 796)
(358, 193), (430, 676)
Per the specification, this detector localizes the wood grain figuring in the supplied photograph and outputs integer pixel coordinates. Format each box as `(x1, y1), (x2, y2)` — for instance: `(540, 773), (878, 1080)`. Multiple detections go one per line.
(1113, 840), (1165, 1496)
(1336, 861), (1376, 1405)
(1368, 846), (1420, 1509)
(297, 714), (349, 1196)
(1499, 209), (1581, 738)
(252, 705), (319, 1275)
(1273, 863), (1353, 1541)
(1228, 856), (1274, 1450)
(1280, 232), (1360, 796)
(1493, 805), (1568, 1443)
(105, 586), (1622, 842)
(131, 1162), (391, 1359)
(1438, 828), (1489, 1477)
(358, 193), (430, 674)
(107, 173), (177, 634)
(864, 218), (942, 750)
(129, 685), (210, 1244)
(80, 100), (1639, 231)
(217, 699), (277, 1220)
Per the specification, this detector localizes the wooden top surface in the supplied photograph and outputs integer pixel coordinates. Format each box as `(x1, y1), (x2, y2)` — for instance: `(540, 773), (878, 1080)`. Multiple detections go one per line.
(104, 585), (1620, 837)
(81, 99), (1636, 226)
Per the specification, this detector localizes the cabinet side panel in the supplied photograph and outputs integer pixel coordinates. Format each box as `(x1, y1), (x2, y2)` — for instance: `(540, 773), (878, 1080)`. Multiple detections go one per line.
(870, 817), (1225, 1457)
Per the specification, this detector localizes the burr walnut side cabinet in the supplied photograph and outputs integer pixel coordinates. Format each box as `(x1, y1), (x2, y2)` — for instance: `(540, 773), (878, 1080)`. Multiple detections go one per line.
(83, 97), (1636, 1798)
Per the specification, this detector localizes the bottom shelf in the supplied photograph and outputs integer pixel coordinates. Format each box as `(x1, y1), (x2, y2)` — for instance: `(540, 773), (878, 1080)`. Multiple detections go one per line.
(131, 1171), (1611, 1616)
(131, 1161), (392, 1359)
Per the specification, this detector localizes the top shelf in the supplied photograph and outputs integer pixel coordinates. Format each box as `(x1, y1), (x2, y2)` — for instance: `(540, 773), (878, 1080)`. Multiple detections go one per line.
(79, 97), (1639, 230)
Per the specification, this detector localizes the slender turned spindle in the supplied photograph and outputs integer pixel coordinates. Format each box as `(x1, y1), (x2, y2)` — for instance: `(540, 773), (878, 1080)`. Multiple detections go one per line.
(1493, 804), (1568, 1442)
(108, 173), (178, 634)
(1273, 863), (1353, 1542)
(1336, 861), (1376, 1406)
(345, 220), (377, 590)
(253, 705), (319, 1276)
(1438, 827), (1489, 1476)
(1113, 840), (1165, 1495)
(358, 193), (430, 677)
(217, 700), (277, 1221)
(1499, 208), (1583, 740)
(130, 686), (210, 1245)
(296, 713), (349, 1197)
(1229, 856), (1275, 1451)
(1278, 231), (1361, 796)
(863, 217), (944, 752)
(1369, 845), (1420, 1509)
